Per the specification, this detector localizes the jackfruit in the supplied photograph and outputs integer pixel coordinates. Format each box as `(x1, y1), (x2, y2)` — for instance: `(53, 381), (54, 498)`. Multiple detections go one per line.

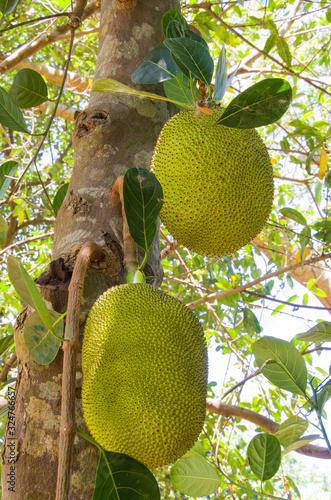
(82, 283), (208, 468)
(151, 108), (274, 257)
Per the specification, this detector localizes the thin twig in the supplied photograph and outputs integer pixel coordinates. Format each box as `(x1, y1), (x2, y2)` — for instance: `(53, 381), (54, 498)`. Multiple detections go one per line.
(0, 232), (54, 258)
(242, 290), (331, 311)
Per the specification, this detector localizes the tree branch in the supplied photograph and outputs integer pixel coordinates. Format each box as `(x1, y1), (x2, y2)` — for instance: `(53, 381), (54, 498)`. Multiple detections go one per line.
(0, 0), (100, 75)
(206, 398), (331, 459)
(187, 252), (331, 309)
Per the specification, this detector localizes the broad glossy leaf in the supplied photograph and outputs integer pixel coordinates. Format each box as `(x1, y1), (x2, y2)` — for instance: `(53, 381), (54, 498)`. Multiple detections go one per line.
(53, 182), (69, 214)
(276, 35), (292, 67)
(0, 334), (14, 358)
(131, 46), (177, 84)
(163, 69), (198, 110)
(295, 322), (331, 343)
(23, 311), (62, 365)
(0, 160), (18, 199)
(93, 450), (160, 500)
(93, 78), (192, 109)
(0, 0), (19, 15)
(281, 435), (319, 456)
(164, 38), (214, 86)
(7, 255), (35, 308)
(247, 434), (281, 481)
(0, 214), (8, 232)
(280, 207), (307, 226)
(170, 447), (221, 498)
(162, 9), (188, 37)
(213, 46), (227, 101)
(9, 68), (48, 108)
(218, 78), (292, 129)
(252, 336), (307, 395)
(274, 416), (308, 448)
(0, 87), (28, 132)
(123, 168), (163, 253)
(19, 262), (54, 332)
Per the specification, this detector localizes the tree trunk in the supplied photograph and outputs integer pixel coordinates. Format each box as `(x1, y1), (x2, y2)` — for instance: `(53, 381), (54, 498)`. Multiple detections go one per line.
(1, 1), (179, 498)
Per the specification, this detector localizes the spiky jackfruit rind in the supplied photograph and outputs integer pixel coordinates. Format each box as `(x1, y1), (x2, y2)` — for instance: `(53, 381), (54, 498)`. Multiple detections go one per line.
(82, 283), (208, 469)
(151, 109), (274, 257)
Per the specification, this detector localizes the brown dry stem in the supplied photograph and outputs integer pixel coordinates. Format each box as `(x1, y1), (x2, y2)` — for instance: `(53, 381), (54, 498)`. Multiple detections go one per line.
(55, 241), (103, 500)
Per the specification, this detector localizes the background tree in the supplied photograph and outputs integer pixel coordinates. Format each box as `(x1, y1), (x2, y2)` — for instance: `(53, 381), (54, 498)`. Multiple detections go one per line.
(0, 0), (330, 499)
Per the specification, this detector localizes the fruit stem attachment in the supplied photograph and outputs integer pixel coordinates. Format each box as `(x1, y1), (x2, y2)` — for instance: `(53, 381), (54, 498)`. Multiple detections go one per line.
(111, 176), (140, 278)
(55, 241), (104, 500)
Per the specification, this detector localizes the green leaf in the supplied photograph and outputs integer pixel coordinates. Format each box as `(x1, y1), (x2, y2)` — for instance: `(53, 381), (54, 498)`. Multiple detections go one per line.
(162, 9), (189, 37)
(0, 0), (19, 15)
(19, 262), (54, 333)
(0, 87), (28, 132)
(281, 435), (320, 456)
(252, 336), (308, 395)
(9, 69), (48, 108)
(166, 19), (186, 38)
(0, 334), (14, 358)
(279, 207), (307, 226)
(285, 475), (301, 499)
(306, 146), (319, 174)
(324, 170), (331, 188)
(295, 322), (331, 344)
(7, 255), (36, 308)
(93, 78), (192, 109)
(264, 19), (278, 34)
(123, 168), (163, 258)
(0, 160), (18, 199)
(316, 380), (331, 412)
(223, 62), (240, 95)
(53, 182), (69, 214)
(164, 38), (214, 86)
(213, 45), (227, 101)
(315, 182), (322, 204)
(263, 33), (277, 54)
(243, 308), (261, 334)
(163, 68), (198, 110)
(131, 46), (177, 84)
(273, 416), (308, 447)
(275, 35), (292, 67)
(247, 434), (281, 481)
(0, 213), (8, 232)
(23, 311), (62, 365)
(218, 78), (292, 129)
(170, 447), (221, 498)
(93, 449), (160, 500)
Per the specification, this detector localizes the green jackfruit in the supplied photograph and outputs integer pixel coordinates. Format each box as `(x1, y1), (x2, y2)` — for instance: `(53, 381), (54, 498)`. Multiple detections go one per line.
(151, 109), (274, 257)
(82, 283), (208, 468)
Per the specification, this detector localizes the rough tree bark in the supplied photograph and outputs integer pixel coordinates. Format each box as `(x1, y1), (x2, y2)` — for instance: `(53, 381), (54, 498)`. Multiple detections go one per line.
(1, 0), (179, 498)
